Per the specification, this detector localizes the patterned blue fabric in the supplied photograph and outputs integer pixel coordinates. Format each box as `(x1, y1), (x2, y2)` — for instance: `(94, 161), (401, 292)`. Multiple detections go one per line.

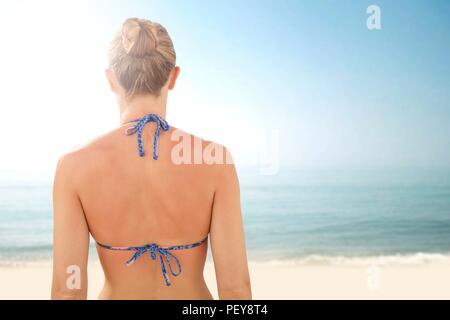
(96, 237), (208, 286)
(125, 113), (170, 159)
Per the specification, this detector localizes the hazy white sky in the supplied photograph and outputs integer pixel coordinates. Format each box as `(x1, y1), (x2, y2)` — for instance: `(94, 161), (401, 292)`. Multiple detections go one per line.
(0, 0), (449, 172)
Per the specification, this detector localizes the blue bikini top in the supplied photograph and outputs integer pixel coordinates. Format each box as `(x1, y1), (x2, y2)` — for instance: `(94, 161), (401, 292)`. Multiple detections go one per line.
(124, 113), (170, 159)
(96, 113), (208, 287)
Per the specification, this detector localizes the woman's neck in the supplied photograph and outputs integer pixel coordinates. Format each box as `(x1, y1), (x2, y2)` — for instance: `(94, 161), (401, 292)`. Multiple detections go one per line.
(119, 94), (167, 124)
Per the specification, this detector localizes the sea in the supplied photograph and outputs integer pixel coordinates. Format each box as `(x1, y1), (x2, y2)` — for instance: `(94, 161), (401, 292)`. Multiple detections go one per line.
(1, 166), (449, 265)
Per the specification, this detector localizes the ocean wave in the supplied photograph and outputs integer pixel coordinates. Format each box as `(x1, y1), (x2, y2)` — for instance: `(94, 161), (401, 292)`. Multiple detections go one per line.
(249, 252), (450, 267)
(2, 252), (450, 268)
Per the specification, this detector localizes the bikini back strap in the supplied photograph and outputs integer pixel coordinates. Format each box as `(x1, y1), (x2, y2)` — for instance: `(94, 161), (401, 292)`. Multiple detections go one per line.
(96, 236), (208, 286)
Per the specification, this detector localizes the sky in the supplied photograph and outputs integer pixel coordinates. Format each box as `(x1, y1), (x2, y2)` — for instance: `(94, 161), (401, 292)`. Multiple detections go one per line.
(0, 0), (449, 171)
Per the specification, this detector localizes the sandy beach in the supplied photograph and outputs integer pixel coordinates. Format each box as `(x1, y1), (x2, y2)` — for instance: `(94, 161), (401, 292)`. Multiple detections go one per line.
(1, 260), (449, 300)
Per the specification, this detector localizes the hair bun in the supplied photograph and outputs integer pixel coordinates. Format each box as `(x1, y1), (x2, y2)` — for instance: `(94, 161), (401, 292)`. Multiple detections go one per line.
(121, 18), (158, 57)
(109, 17), (176, 97)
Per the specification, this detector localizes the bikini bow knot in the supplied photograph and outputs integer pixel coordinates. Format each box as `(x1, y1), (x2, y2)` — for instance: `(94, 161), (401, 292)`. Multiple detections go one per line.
(125, 113), (170, 160)
(96, 237), (207, 287)
(125, 242), (182, 286)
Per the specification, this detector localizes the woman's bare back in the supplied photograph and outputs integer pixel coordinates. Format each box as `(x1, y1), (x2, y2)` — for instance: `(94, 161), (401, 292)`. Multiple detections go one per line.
(72, 124), (221, 298)
(52, 120), (251, 299)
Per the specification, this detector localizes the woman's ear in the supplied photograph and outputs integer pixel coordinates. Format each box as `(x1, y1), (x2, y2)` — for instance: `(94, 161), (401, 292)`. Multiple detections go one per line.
(168, 66), (181, 90)
(105, 68), (118, 93)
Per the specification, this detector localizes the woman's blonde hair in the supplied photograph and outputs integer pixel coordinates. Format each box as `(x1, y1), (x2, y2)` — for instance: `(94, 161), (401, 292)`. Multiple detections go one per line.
(109, 18), (176, 98)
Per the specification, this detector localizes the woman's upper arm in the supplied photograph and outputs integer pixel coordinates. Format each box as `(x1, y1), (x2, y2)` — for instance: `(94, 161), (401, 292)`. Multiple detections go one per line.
(51, 155), (90, 300)
(210, 159), (252, 300)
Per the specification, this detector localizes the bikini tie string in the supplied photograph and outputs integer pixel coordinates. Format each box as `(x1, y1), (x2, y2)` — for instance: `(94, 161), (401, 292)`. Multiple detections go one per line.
(125, 113), (169, 159)
(126, 243), (182, 287)
(96, 238), (208, 287)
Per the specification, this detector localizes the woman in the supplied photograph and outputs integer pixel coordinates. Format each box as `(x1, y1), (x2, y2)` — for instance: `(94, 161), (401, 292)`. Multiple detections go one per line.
(51, 18), (251, 300)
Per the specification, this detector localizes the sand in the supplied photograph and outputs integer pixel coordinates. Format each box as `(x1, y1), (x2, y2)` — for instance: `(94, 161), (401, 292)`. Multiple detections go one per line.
(1, 260), (449, 299)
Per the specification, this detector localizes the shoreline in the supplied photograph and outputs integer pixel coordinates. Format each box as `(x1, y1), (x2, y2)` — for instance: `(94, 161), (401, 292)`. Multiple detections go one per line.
(1, 257), (450, 299)
(2, 251), (450, 267)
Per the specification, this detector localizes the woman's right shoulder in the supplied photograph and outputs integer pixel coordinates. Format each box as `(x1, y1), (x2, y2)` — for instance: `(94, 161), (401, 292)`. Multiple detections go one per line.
(168, 126), (235, 168)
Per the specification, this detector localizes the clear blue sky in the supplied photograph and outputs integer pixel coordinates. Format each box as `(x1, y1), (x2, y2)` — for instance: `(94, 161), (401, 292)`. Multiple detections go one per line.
(0, 0), (449, 169)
